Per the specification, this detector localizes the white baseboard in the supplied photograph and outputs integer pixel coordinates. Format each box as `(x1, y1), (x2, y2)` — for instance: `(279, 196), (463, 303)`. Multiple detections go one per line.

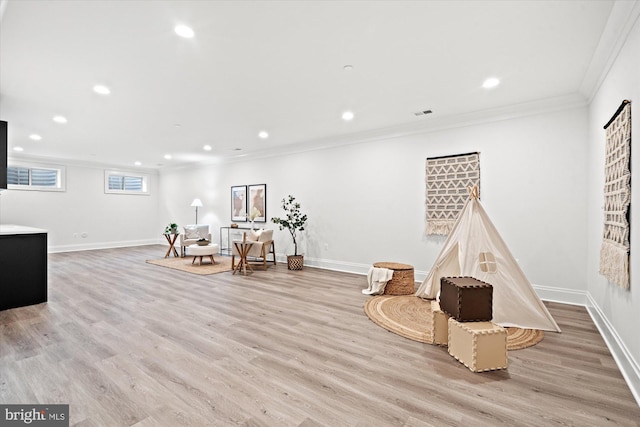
(532, 284), (639, 406)
(531, 283), (590, 306)
(586, 293), (640, 407)
(49, 239), (159, 253)
(289, 255), (430, 283)
(295, 256), (371, 275)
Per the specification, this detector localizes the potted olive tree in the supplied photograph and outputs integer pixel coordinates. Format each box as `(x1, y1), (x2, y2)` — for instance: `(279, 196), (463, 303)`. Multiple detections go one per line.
(271, 195), (308, 270)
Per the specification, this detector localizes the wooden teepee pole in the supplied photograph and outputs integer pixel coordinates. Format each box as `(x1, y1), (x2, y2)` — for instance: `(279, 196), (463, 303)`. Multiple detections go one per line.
(468, 185), (479, 200)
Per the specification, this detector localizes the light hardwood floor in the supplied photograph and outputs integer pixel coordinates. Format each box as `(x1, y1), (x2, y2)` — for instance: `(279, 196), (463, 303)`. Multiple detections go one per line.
(1, 245), (639, 426)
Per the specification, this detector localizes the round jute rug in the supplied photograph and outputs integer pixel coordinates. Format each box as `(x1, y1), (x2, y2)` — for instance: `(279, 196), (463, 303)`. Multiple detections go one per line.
(364, 295), (544, 350)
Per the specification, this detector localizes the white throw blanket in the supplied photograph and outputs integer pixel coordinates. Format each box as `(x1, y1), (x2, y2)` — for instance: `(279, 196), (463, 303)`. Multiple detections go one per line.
(362, 267), (394, 295)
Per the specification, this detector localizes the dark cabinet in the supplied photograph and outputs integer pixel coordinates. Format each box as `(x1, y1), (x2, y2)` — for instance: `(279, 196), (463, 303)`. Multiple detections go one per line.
(0, 229), (48, 311)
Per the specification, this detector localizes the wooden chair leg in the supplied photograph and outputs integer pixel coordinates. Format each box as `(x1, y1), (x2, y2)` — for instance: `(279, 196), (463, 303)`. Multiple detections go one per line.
(231, 255), (235, 268)
(271, 242), (276, 265)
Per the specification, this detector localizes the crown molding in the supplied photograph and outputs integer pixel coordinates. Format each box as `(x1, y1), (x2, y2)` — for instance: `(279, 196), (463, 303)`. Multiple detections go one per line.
(215, 93), (588, 165)
(8, 93), (587, 172)
(7, 153), (159, 175)
(579, 0), (640, 103)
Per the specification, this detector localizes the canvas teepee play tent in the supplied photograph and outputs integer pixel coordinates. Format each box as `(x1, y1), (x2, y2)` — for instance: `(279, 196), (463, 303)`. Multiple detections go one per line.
(415, 188), (561, 332)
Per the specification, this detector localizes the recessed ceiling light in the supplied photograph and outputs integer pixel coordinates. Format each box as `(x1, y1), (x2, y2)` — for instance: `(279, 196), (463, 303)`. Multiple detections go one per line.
(164, 154), (172, 160)
(175, 25), (195, 38)
(342, 111), (354, 121)
(258, 131), (269, 139)
(134, 161), (142, 166)
(29, 134), (42, 141)
(482, 77), (500, 89)
(343, 65), (354, 71)
(14, 146), (24, 152)
(93, 85), (110, 95)
(203, 145), (212, 151)
(53, 115), (67, 124)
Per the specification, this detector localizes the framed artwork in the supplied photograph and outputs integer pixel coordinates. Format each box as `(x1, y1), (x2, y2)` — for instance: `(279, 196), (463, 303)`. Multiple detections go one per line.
(248, 184), (267, 222)
(231, 185), (247, 222)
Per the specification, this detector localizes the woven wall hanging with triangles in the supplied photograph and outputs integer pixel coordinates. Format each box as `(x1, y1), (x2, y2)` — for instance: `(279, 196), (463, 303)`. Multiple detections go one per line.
(425, 152), (480, 235)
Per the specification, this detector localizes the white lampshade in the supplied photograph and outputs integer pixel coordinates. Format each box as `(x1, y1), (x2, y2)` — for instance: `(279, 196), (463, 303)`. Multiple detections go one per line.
(190, 198), (203, 208)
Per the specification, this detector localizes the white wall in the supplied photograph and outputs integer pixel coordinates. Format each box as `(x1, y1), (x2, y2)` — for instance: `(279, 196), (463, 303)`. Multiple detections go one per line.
(157, 164), (229, 240)
(158, 107), (589, 294)
(586, 11), (640, 394)
(0, 162), (160, 251)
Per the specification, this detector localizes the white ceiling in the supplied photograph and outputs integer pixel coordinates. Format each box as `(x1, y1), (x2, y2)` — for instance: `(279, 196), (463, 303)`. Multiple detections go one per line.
(0, 0), (629, 169)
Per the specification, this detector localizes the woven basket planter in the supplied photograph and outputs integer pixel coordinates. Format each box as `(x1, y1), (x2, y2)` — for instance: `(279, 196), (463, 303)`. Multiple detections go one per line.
(287, 255), (304, 270)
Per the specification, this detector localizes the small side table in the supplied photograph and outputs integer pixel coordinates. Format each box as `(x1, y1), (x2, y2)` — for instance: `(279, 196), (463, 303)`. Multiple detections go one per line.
(163, 233), (179, 258)
(232, 240), (254, 275)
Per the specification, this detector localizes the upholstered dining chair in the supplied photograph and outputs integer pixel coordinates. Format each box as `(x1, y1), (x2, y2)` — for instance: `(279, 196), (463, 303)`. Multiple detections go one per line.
(179, 224), (211, 257)
(231, 229), (276, 270)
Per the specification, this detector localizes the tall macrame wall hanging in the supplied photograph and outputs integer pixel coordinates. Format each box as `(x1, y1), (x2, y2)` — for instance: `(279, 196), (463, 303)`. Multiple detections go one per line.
(600, 100), (631, 289)
(425, 152), (480, 235)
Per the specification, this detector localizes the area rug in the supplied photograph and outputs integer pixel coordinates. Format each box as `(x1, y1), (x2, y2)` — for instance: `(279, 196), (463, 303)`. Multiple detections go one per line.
(146, 256), (233, 275)
(364, 295), (544, 350)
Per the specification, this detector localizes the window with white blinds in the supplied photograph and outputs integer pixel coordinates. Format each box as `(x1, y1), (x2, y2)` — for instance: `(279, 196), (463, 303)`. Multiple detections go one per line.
(6, 164), (65, 191)
(105, 170), (149, 195)
(7, 167), (29, 186)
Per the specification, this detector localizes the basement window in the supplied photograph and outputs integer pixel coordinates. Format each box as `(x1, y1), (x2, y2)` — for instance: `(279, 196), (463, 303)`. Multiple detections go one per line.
(104, 170), (149, 195)
(7, 163), (66, 192)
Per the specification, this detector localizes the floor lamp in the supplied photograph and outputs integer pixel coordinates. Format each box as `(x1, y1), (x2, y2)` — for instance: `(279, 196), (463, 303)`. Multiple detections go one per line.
(191, 198), (203, 224)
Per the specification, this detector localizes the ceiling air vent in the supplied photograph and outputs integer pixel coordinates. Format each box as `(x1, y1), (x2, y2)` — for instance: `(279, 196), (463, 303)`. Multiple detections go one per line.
(414, 109), (433, 117)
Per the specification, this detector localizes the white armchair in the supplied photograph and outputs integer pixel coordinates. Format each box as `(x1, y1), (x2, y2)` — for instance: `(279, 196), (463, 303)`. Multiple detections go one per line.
(231, 229), (276, 270)
(179, 224), (212, 257)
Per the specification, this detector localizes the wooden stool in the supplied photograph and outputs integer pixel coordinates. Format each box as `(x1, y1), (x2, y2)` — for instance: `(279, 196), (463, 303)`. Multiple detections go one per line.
(373, 262), (415, 295)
